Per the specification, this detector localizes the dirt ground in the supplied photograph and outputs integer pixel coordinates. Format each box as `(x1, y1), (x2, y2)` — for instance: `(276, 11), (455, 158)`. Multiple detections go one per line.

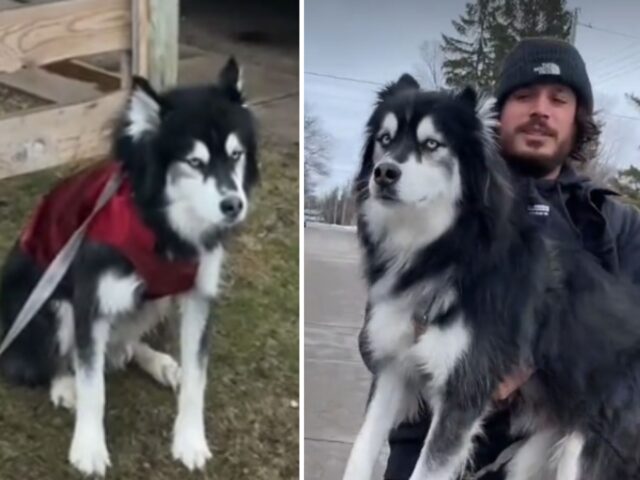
(0, 1), (299, 479)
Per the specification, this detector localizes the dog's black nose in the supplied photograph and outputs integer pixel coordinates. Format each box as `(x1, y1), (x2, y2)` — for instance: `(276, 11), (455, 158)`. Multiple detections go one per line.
(220, 195), (243, 219)
(374, 162), (401, 187)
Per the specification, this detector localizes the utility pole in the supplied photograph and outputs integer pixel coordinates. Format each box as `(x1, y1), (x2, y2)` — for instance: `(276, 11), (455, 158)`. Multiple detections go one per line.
(570, 8), (580, 45)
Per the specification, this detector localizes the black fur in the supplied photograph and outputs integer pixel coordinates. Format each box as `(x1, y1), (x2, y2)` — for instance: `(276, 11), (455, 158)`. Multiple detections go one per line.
(356, 75), (640, 478)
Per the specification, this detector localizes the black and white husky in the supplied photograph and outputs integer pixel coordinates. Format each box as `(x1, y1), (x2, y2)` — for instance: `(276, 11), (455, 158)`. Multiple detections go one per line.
(0, 58), (258, 476)
(343, 74), (640, 480)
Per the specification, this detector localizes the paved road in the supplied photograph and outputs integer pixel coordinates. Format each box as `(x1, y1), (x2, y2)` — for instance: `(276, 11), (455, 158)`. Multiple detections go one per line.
(305, 223), (388, 480)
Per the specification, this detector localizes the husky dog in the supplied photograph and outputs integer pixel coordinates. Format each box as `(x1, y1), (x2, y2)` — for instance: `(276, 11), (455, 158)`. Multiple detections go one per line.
(344, 74), (640, 480)
(0, 58), (258, 476)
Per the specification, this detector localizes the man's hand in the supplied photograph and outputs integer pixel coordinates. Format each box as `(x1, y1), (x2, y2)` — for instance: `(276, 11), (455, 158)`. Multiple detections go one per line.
(492, 366), (534, 403)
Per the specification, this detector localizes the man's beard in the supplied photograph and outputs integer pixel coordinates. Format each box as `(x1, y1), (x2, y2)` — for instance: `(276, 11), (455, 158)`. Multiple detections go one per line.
(501, 120), (575, 178)
(503, 150), (568, 178)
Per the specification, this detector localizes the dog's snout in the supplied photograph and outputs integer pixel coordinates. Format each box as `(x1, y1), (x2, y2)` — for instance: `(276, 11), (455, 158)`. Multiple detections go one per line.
(220, 195), (243, 220)
(374, 162), (401, 187)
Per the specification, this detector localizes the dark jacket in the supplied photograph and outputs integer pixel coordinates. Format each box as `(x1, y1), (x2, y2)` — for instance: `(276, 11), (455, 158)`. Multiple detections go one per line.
(358, 166), (640, 480)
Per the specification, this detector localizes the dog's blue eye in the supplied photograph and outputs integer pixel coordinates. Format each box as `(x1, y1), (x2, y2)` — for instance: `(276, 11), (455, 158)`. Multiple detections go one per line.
(186, 157), (204, 169)
(231, 150), (244, 161)
(422, 139), (441, 151)
(378, 133), (392, 146)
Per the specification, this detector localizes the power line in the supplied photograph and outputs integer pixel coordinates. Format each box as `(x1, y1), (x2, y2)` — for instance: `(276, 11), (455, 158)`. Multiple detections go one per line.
(305, 71), (384, 87)
(600, 111), (640, 123)
(305, 70), (640, 121)
(595, 61), (640, 85)
(590, 41), (639, 66)
(595, 60), (640, 83)
(593, 55), (640, 82)
(577, 21), (640, 41)
(593, 56), (640, 82)
(591, 47), (640, 74)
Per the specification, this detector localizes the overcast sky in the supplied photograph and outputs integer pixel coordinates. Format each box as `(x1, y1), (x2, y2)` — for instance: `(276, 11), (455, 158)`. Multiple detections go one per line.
(305, 0), (640, 192)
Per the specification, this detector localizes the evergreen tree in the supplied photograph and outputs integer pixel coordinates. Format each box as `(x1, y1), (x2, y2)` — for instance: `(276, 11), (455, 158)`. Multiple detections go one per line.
(441, 0), (501, 90)
(613, 166), (640, 210)
(534, 0), (572, 38)
(441, 0), (572, 89)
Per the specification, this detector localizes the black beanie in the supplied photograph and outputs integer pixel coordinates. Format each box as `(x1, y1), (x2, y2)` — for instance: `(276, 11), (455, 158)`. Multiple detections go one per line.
(495, 37), (593, 113)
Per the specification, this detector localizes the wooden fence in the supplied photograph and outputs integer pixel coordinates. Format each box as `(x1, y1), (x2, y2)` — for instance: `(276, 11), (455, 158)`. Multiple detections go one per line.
(0, 0), (178, 179)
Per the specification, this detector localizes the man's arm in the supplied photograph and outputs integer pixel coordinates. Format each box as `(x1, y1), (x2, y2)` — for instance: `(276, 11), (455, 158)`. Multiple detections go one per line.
(607, 200), (640, 284)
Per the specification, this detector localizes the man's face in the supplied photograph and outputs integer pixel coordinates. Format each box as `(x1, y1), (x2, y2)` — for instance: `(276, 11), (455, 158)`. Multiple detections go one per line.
(499, 83), (577, 177)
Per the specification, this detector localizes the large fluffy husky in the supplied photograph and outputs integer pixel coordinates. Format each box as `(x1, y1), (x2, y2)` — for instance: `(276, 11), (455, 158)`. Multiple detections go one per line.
(343, 74), (640, 480)
(0, 58), (258, 476)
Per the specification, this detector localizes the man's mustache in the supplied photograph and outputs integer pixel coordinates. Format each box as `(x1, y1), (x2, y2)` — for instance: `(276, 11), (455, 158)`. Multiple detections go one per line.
(515, 119), (557, 138)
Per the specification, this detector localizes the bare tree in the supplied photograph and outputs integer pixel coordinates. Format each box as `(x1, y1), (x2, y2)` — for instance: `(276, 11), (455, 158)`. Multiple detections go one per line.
(304, 104), (331, 201)
(414, 40), (445, 89)
(308, 183), (357, 225)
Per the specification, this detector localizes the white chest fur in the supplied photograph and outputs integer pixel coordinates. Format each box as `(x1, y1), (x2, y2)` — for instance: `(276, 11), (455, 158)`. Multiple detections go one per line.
(367, 296), (415, 364)
(366, 281), (470, 391)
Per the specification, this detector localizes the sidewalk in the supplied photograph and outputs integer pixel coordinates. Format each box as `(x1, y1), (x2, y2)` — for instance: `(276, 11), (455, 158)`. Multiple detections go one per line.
(304, 224), (387, 480)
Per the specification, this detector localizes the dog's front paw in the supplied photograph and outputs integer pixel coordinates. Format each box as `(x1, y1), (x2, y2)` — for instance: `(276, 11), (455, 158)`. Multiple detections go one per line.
(172, 419), (212, 471)
(69, 431), (111, 476)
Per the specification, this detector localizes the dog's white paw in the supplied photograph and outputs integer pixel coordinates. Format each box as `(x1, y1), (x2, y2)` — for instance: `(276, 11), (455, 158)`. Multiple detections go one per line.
(50, 375), (76, 410)
(69, 430), (111, 476)
(172, 420), (212, 471)
(150, 352), (181, 391)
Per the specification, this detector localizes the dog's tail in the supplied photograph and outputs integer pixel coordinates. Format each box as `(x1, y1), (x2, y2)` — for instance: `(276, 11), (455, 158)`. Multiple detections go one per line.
(0, 244), (59, 387)
(0, 311), (58, 387)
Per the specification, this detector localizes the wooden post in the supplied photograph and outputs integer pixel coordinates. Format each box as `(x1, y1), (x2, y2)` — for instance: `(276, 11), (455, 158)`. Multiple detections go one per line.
(132, 0), (150, 79)
(148, 0), (179, 91)
(132, 0), (179, 91)
(120, 51), (132, 91)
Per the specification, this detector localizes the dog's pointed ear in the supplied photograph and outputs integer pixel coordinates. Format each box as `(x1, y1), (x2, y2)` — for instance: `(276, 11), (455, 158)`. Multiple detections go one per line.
(457, 86), (478, 109)
(396, 73), (420, 90)
(378, 73), (420, 102)
(457, 86), (498, 132)
(125, 76), (162, 139)
(218, 57), (243, 96)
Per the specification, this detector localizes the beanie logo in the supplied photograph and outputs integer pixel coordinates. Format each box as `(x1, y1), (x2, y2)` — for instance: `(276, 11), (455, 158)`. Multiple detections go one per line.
(533, 62), (561, 76)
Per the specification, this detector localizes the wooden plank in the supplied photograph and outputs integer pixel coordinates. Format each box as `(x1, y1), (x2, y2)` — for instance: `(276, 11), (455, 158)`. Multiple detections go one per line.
(0, 90), (127, 179)
(0, 66), (103, 104)
(0, 0), (131, 74)
(44, 59), (121, 92)
(148, 0), (179, 91)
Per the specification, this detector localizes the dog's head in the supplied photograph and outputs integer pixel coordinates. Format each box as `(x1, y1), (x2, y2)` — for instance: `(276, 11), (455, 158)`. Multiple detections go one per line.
(115, 57), (258, 247)
(356, 74), (508, 243)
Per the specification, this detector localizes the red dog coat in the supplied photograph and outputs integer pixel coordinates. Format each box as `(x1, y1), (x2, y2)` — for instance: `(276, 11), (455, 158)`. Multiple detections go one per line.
(19, 162), (198, 299)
